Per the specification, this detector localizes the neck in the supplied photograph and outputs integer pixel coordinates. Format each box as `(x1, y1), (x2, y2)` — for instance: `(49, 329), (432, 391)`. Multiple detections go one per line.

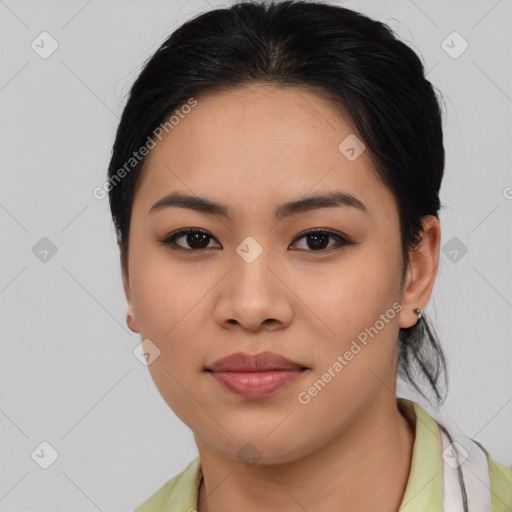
(196, 397), (415, 512)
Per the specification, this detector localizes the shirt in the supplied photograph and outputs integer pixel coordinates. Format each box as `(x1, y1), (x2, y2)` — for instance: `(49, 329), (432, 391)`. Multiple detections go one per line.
(135, 398), (512, 511)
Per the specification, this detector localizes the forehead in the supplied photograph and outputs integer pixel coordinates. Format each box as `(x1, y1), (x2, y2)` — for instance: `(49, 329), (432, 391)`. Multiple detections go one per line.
(132, 84), (396, 221)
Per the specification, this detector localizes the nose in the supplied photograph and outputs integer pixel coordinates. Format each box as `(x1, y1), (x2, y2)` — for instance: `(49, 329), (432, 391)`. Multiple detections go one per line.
(213, 247), (294, 333)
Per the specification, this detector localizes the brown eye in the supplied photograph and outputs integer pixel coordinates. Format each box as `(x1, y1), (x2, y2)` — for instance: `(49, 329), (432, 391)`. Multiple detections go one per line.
(290, 229), (352, 252)
(161, 229), (220, 251)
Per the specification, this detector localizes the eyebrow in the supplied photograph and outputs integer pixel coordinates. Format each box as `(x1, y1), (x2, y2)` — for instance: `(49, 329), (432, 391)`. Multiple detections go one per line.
(149, 191), (368, 220)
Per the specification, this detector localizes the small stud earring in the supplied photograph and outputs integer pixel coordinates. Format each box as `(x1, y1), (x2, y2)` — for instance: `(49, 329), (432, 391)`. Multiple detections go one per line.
(413, 307), (422, 323)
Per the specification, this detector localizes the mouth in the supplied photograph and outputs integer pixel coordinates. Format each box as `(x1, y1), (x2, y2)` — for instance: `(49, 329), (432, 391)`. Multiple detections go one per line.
(205, 350), (308, 372)
(205, 351), (309, 399)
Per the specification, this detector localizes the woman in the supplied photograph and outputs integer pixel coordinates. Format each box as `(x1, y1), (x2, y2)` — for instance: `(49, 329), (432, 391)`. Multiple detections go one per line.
(105, 1), (512, 510)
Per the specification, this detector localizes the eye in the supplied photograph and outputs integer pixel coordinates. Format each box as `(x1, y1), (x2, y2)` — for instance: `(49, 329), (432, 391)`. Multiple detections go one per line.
(160, 227), (353, 253)
(160, 228), (220, 251)
(290, 229), (352, 252)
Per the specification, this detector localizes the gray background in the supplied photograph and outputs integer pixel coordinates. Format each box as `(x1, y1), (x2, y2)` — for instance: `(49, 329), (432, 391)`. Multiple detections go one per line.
(0, 0), (511, 510)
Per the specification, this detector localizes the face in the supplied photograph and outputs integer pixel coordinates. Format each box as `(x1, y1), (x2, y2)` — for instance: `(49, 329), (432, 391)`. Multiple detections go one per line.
(122, 84), (434, 464)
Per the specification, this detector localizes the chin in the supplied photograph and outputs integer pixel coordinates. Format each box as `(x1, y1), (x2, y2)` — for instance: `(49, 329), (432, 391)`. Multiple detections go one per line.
(203, 430), (309, 466)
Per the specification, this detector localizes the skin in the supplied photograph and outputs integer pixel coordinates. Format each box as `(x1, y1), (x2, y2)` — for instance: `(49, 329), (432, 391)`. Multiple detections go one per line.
(121, 84), (441, 512)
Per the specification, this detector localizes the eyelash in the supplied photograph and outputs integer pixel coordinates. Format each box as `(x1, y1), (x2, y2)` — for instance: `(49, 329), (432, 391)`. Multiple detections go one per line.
(159, 228), (353, 253)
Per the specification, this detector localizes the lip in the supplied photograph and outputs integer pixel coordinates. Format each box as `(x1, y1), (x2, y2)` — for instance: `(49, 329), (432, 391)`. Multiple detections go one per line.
(206, 350), (307, 372)
(205, 351), (309, 399)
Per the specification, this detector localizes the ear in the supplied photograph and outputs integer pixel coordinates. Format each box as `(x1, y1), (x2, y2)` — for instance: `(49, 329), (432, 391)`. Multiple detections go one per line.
(399, 215), (441, 328)
(120, 247), (140, 334)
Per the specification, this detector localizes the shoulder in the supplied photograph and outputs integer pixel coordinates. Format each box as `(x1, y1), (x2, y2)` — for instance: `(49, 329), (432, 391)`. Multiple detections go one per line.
(135, 456), (202, 512)
(477, 442), (512, 512)
(134, 478), (179, 512)
(398, 398), (512, 510)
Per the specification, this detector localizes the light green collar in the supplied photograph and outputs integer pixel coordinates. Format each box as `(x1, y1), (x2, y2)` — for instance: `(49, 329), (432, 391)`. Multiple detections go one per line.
(398, 397), (443, 511)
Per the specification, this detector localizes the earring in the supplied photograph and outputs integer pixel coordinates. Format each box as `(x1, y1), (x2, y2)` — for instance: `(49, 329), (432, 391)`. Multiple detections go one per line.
(413, 307), (422, 323)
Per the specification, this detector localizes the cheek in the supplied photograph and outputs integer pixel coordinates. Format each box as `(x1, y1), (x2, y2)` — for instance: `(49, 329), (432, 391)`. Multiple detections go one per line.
(299, 250), (400, 334)
(130, 245), (204, 334)
(298, 249), (402, 391)
(130, 259), (208, 423)
(128, 249), (211, 392)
